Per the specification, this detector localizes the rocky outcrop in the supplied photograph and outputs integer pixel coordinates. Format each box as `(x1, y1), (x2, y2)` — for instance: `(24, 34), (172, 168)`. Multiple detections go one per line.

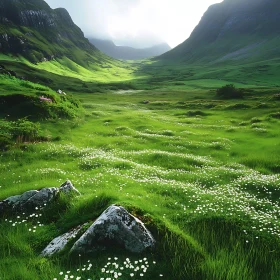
(70, 205), (156, 254)
(0, 180), (80, 214)
(19, 10), (56, 28)
(0, 64), (17, 77)
(0, 0), (96, 61)
(0, 0), (72, 28)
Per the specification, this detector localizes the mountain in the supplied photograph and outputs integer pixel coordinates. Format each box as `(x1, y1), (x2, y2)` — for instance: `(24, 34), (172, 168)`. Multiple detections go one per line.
(89, 38), (171, 60)
(0, 0), (102, 64)
(161, 0), (280, 63)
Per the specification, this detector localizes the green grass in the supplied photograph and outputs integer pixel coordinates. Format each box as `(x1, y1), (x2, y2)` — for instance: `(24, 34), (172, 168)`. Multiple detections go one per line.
(0, 53), (280, 279)
(0, 79), (280, 279)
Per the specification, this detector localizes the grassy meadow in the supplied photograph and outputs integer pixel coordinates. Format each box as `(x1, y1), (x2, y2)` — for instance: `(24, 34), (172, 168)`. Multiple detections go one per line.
(0, 57), (280, 280)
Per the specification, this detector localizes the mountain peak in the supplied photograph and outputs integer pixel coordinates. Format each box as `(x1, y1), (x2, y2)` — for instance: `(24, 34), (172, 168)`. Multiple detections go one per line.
(54, 7), (75, 26)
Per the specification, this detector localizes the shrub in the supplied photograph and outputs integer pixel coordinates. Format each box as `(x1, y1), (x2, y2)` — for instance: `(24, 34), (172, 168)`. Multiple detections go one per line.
(270, 112), (280, 119)
(225, 103), (250, 110)
(11, 118), (41, 141)
(272, 93), (280, 100)
(186, 110), (207, 117)
(0, 118), (42, 149)
(0, 92), (82, 120)
(216, 84), (244, 99)
(251, 117), (262, 124)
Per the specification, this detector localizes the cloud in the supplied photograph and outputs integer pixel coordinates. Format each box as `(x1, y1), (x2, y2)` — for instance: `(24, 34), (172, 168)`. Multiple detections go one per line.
(45, 0), (223, 48)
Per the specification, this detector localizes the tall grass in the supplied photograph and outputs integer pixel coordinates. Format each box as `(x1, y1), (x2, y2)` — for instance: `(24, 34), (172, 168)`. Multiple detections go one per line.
(0, 84), (280, 279)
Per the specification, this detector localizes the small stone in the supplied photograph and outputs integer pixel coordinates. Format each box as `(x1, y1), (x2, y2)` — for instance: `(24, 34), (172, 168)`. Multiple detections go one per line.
(59, 180), (80, 195)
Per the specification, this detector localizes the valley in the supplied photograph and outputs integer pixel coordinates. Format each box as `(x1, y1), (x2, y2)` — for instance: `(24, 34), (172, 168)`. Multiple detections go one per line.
(0, 0), (280, 279)
(1, 74), (280, 279)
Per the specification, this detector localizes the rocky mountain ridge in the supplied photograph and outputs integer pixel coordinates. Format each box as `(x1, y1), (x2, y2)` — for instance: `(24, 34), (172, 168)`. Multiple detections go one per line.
(0, 0), (97, 62)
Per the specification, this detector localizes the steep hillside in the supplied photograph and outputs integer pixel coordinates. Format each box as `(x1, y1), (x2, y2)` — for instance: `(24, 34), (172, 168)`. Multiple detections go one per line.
(0, 0), (106, 65)
(89, 38), (171, 60)
(0, 0), (137, 88)
(162, 0), (280, 63)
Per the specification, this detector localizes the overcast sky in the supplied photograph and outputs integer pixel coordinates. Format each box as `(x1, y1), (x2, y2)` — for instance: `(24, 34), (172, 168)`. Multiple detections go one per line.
(44, 0), (223, 48)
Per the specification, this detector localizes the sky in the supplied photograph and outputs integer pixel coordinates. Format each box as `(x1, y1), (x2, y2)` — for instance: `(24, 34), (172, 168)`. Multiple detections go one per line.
(44, 0), (223, 48)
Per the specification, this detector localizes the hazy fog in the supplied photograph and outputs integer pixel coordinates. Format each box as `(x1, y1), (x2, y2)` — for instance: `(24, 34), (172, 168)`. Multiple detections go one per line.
(44, 0), (223, 48)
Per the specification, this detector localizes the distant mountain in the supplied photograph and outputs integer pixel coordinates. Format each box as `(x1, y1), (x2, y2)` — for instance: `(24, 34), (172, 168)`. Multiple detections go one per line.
(0, 0), (104, 64)
(89, 38), (171, 60)
(161, 0), (280, 63)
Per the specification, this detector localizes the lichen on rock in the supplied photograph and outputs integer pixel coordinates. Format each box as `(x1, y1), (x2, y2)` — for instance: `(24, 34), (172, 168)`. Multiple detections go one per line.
(0, 180), (80, 215)
(70, 205), (156, 254)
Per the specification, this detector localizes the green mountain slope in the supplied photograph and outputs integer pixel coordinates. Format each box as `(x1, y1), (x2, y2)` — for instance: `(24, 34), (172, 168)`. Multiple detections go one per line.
(0, 0), (137, 86)
(0, 0), (102, 64)
(162, 0), (280, 63)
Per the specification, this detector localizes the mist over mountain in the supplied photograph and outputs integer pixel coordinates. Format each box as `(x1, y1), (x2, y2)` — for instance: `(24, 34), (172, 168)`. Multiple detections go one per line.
(161, 0), (280, 63)
(89, 38), (171, 60)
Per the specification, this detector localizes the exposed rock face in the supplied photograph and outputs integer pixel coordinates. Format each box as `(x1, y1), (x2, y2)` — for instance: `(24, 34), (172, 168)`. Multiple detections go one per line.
(0, 64), (17, 77)
(19, 10), (56, 28)
(41, 224), (85, 257)
(162, 0), (280, 63)
(0, 0), (96, 61)
(71, 205), (155, 254)
(0, 0), (73, 29)
(0, 180), (80, 214)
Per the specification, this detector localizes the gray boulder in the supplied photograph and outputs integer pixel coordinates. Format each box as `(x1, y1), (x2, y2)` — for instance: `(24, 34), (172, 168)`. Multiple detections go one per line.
(41, 224), (85, 257)
(15, 190), (39, 205)
(0, 202), (4, 213)
(59, 180), (80, 195)
(0, 180), (80, 214)
(71, 205), (155, 254)
(25, 187), (58, 208)
(5, 190), (39, 208)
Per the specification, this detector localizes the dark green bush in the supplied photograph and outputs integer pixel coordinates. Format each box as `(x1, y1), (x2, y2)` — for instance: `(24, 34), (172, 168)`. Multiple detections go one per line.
(0, 118), (42, 149)
(225, 103), (251, 110)
(272, 93), (280, 100)
(216, 84), (244, 99)
(270, 112), (280, 119)
(11, 118), (41, 141)
(0, 92), (82, 120)
(0, 134), (12, 150)
(186, 110), (207, 117)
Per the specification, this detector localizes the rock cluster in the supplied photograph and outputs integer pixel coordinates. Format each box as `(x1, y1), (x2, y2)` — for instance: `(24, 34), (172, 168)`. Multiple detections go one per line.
(0, 180), (80, 214)
(41, 205), (156, 257)
(0, 181), (155, 256)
